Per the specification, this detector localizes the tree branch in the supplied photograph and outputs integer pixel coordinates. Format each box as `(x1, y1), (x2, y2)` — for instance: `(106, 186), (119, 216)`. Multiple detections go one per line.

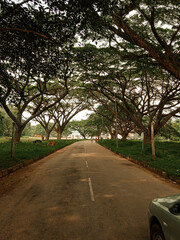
(0, 27), (51, 40)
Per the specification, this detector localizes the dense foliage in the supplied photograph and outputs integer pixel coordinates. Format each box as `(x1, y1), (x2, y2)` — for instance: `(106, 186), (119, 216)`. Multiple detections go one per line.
(0, 1), (180, 144)
(74, 0), (180, 78)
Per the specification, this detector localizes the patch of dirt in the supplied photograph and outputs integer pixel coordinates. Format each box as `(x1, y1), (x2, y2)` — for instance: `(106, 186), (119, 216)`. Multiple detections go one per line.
(0, 160), (44, 195)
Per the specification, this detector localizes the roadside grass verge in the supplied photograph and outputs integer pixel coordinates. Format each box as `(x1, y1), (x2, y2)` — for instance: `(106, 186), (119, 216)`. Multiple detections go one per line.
(0, 139), (77, 169)
(98, 140), (180, 178)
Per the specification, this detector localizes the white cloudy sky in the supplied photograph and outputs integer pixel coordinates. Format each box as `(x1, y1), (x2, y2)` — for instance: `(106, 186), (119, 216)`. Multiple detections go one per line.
(28, 109), (94, 126)
(72, 109), (94, 121)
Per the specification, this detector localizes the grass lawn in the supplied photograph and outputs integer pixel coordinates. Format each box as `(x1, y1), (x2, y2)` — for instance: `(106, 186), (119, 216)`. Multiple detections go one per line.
(0, 139), (78, 170)
(98, 140), (180, 178)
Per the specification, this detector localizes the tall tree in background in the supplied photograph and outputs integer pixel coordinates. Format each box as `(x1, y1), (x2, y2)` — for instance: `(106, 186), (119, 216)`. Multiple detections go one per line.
(66, 120), (91, 139)
(0, 108), (13, 136)
(75, 45), (180, 143)
(52, 94), (88, 139)
(94, 104), (133, 141)
(158, 121), (180, 141)
(35, 110), (56, 140)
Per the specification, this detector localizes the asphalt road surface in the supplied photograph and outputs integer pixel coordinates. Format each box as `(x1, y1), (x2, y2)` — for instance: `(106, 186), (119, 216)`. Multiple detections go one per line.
(0, 141), (179, 240)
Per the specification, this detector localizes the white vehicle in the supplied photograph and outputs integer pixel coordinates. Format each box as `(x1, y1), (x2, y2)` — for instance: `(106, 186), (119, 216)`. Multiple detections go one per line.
(148, 194), (180, 240)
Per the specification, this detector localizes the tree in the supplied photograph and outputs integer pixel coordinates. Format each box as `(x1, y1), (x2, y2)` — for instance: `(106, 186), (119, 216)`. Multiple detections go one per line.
(173, 119), (180, 134)
(85, 113), (103, 139)
(93, 103), (133, 141)
(0, 57), (70, 142)
(67, 120), (90, 139)
(158, 120), (180, 140)
(34, 82), (89, 140)
(61, 126), (73, 139)
(22, 122), (32, 137)
(35, 124), (46, 138)
(92, 71), (180, 143)
(93, 104), (114, 138)
(68, 114), (106, 139)
(52, 94), (88, 139)
(75, 45), (180, 143)
(0, 109), (5, 136)
(0, 0), (83, 142)
(74, 0), (180, 79)
(0, 107), (14, 136)
(0, 15), (76, 142)
(35, 110), (57, 140)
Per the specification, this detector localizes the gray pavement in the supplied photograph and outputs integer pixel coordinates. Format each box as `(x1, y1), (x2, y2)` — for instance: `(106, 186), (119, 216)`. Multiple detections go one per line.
(0, 141), (179, 240)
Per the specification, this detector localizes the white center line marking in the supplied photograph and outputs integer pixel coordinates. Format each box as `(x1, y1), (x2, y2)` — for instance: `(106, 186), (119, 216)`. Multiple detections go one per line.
(88, 177), (95, 202)
(85, 160), (88, 168)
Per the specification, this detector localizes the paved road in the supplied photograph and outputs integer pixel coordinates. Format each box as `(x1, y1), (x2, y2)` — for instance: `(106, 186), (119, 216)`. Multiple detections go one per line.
(0, 141), (179, 240)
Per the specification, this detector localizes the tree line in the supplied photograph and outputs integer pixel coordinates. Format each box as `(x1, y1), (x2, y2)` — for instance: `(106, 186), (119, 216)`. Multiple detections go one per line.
(0, 0), (179, 143)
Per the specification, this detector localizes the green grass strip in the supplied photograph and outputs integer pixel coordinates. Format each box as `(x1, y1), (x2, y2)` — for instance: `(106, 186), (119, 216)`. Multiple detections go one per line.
(98, 140), (180, 178)
(0, 139), (77, 170)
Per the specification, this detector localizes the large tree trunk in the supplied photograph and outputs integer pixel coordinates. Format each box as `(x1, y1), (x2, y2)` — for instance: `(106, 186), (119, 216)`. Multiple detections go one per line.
(110, 132), (116, 139)
(46, 130), (50, 140)
(143, 132), (151, 144)
(121, 133), (128, 141)
(14, 126), (23, 143)
(57, 131), (62, 140)
(79, 132), (86, 139)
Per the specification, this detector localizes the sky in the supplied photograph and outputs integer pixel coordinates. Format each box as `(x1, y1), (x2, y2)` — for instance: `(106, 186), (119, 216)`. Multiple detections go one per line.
(71, 109), (94, 121)
(29, 109), (94, 126)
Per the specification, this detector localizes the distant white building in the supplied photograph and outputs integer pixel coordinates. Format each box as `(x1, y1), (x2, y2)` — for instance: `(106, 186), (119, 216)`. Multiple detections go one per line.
(68, 131), (84, 139)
